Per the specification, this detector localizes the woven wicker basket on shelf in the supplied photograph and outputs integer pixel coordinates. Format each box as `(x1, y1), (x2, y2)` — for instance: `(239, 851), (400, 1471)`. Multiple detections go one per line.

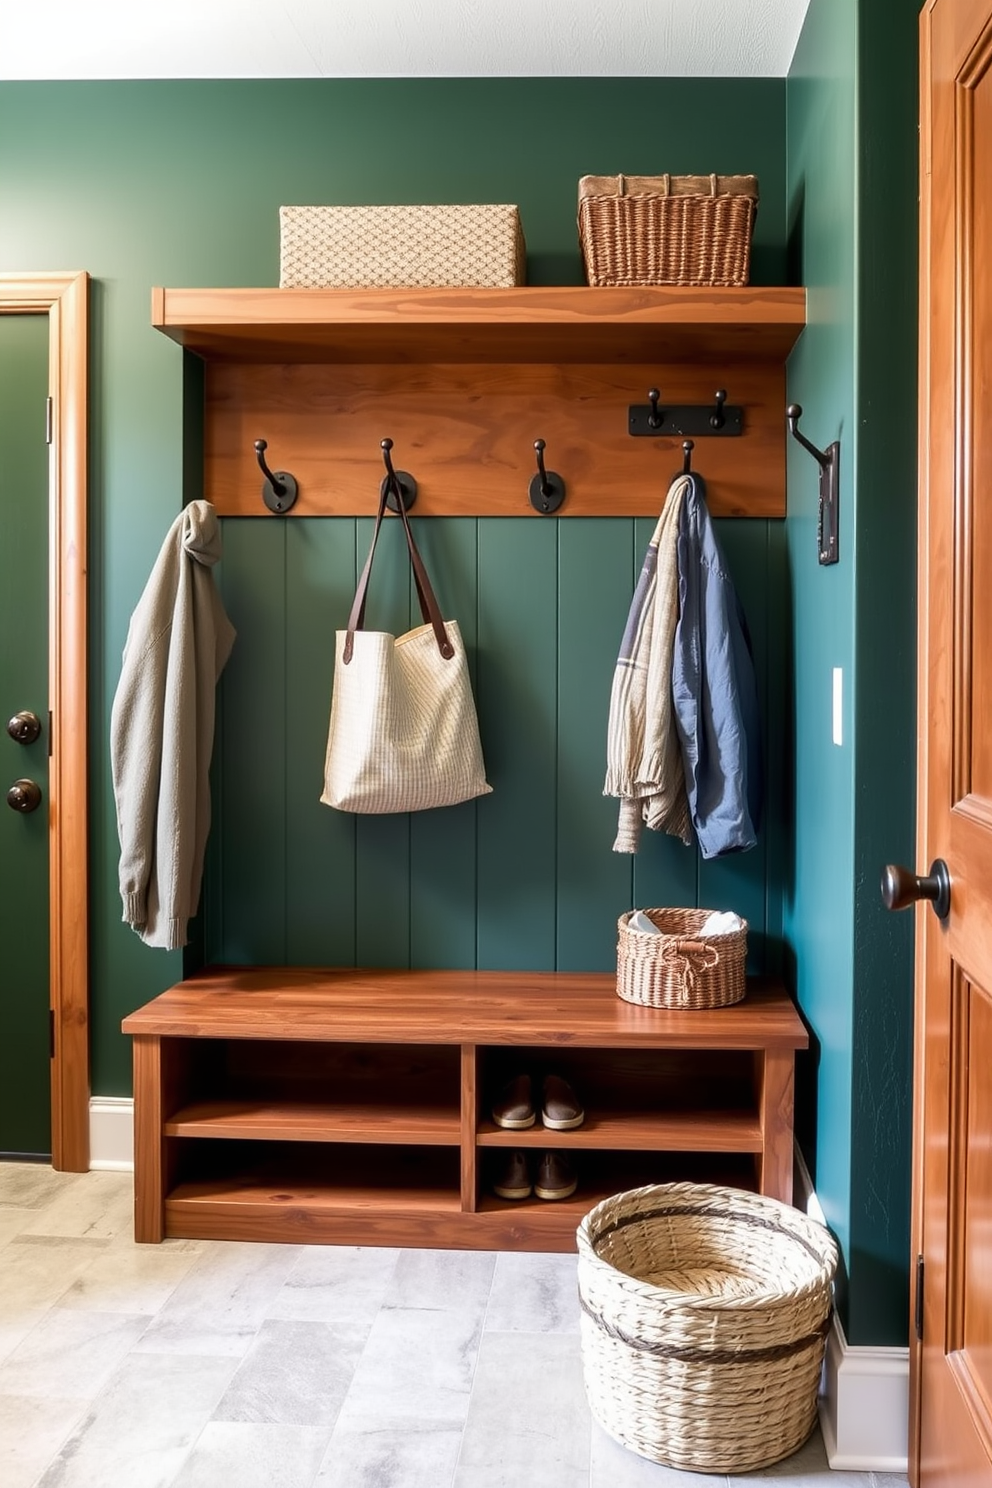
(578, 173), (758, 287)
(616, 907), (747, 1010)
(577, 1182), (838, 1474)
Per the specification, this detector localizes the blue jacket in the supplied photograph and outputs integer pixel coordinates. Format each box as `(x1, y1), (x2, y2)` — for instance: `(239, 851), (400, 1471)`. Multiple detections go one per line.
(672, 477), (762, 859)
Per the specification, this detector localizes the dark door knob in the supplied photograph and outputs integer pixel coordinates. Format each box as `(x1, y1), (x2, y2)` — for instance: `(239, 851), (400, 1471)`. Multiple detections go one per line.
(6, 711), (42, 745)
(6, 778), (42, 813)
(881, 859), (950, 920)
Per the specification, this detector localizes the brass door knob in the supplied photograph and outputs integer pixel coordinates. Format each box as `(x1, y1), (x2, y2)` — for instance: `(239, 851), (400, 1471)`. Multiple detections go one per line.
(6, 779), (42, 813)
(6, 711), (42, 745)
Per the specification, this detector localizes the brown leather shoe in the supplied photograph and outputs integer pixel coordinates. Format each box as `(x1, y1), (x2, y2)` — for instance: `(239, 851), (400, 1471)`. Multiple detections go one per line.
(492, 1150), (532, 1200)
(491, 1074), (535, 1130)
(541, 1074), (584, 1130)
(534, 1151), (577, 1201)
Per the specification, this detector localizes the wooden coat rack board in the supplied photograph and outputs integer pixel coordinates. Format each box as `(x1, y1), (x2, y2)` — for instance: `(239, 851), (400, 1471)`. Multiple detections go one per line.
(152, 285), (807, 519)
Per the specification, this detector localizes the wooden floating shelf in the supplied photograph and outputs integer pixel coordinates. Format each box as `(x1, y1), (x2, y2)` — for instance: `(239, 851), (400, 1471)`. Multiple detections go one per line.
(152, 284), (807, 518)
(152, 285), (807, 365)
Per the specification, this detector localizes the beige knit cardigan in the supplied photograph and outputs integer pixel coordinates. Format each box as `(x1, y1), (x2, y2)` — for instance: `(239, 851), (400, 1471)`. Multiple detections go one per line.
(110, 501), (235, 950)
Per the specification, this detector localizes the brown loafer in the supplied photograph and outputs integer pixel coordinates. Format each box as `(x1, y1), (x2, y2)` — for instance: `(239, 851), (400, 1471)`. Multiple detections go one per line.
(492, 1150), (532, 1201)
(541, 1074), (584, 1131)
(491, 1073), (535, 1130)
(534, 1151), (577, 1201)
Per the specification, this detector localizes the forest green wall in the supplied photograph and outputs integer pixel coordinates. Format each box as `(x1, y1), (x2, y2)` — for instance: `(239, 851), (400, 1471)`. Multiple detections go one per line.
(785, 0), (858, 1295)
(786, 0), (919, 1345)
(849, 0), (919, 1350)
(0, 78), (788, 1096)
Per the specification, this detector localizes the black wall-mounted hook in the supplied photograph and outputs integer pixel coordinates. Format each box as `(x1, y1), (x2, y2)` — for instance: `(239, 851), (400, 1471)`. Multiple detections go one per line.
(529, 439), (566, 514)
(629, 388), (743, 438)
(254, 439), (299, 514)
(786, 404), (831, 468)
(379, 438), (418, 512)
(681, 440), (694, 475)
(787, 404), (841, 566)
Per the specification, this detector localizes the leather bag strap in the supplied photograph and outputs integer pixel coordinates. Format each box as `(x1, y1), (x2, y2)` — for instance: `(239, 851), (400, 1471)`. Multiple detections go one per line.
(343, 482), (454, 665)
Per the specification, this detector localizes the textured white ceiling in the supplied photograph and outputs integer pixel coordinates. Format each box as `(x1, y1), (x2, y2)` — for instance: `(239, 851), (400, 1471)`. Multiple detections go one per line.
(4, 0), (812, 80)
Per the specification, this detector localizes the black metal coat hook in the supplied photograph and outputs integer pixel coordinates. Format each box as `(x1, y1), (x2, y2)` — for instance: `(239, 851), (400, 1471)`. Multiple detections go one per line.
(710, 390), (727, 429)
(647, 388), (663, 430)
(787, 404), (841, 566)
(379, 438), (418, 512)
(681, 440), (695, 475)
(786, 404), (831, 468)
(254, 439), (299, 514)
(529, 439), (566, 514)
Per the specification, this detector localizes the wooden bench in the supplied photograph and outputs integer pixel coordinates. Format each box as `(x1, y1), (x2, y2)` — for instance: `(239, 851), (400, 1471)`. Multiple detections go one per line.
(123, 967), (808, 1250)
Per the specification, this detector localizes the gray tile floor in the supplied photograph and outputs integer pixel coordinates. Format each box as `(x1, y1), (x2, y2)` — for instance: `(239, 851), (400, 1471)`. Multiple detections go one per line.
(0, 1163), (910, 1488)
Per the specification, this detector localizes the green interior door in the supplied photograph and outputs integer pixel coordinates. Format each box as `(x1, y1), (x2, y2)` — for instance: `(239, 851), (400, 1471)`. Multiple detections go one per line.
(0, 314), (51, 1159)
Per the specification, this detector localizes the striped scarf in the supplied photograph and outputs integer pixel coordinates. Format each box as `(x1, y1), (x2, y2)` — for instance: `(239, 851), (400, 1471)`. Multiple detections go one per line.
(604, 475), (692, 853)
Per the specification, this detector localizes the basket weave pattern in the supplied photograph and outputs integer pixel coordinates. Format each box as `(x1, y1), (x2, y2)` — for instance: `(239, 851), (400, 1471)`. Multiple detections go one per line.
(616, 907), (746, 1009)
(279, 204), (526, 289)
(578, 173), (758, 287)
(577, 1182), (838, 1474)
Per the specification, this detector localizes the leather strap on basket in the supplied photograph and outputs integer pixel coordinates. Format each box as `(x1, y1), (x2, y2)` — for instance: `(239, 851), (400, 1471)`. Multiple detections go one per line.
(343, 481), (454, 665)
(578, 1293), (832, 1365)
(661, 939), (720, 1003)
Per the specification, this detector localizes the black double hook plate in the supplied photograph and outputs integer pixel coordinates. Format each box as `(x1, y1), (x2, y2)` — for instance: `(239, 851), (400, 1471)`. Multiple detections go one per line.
(628, 399), (743, 438)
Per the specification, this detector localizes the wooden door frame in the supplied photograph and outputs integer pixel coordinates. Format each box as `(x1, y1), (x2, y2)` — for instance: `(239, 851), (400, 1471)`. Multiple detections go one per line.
(0, 272), (89, 1172)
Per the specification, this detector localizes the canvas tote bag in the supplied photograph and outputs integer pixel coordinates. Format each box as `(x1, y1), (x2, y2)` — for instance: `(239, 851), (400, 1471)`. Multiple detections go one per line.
(320, 485), (492, 814)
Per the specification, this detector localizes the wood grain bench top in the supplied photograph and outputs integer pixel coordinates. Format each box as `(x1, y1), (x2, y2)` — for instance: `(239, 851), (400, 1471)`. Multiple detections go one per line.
(123, 967), (808, 1051)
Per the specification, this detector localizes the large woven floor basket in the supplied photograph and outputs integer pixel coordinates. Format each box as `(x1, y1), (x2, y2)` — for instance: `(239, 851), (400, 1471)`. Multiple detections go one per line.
(616, 907), (747, 1009)
(577, 1183), (838, 1474)
(578, 173), (758, 287)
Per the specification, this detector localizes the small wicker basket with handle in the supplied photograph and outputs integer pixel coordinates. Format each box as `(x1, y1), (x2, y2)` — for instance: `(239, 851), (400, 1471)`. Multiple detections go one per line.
(578, 173), (758, 287)
(616, 907), (747, 1009)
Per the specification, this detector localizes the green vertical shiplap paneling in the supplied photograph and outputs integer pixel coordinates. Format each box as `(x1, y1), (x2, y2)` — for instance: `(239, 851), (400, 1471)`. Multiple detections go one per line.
(556, 519), (635, 971)
(213, 519), (289, 964)
(408, 518), (483, 970)
(476, 519), (559, 970)
(209, 510), (782, 978)
(763, 518), (790, 980)
(285, 518), (358, 965)
(353, 512), (416, 966)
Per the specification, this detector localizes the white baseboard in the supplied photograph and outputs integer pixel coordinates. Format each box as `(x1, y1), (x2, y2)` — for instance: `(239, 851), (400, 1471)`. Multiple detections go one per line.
(819, 1314), (910, 1472)
(88, 1096), (134, 1171)
(793, 1147), (910, 1473)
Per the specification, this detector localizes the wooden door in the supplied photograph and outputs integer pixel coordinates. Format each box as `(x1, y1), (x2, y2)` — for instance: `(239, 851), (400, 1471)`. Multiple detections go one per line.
(914, 2), (992, 1481)
(0, 274), (89, 1173)
(0, 314), (52, 1156)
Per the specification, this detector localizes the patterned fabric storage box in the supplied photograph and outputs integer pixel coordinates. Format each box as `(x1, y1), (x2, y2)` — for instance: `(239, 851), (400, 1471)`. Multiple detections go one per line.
(279, 204), (526, 289)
